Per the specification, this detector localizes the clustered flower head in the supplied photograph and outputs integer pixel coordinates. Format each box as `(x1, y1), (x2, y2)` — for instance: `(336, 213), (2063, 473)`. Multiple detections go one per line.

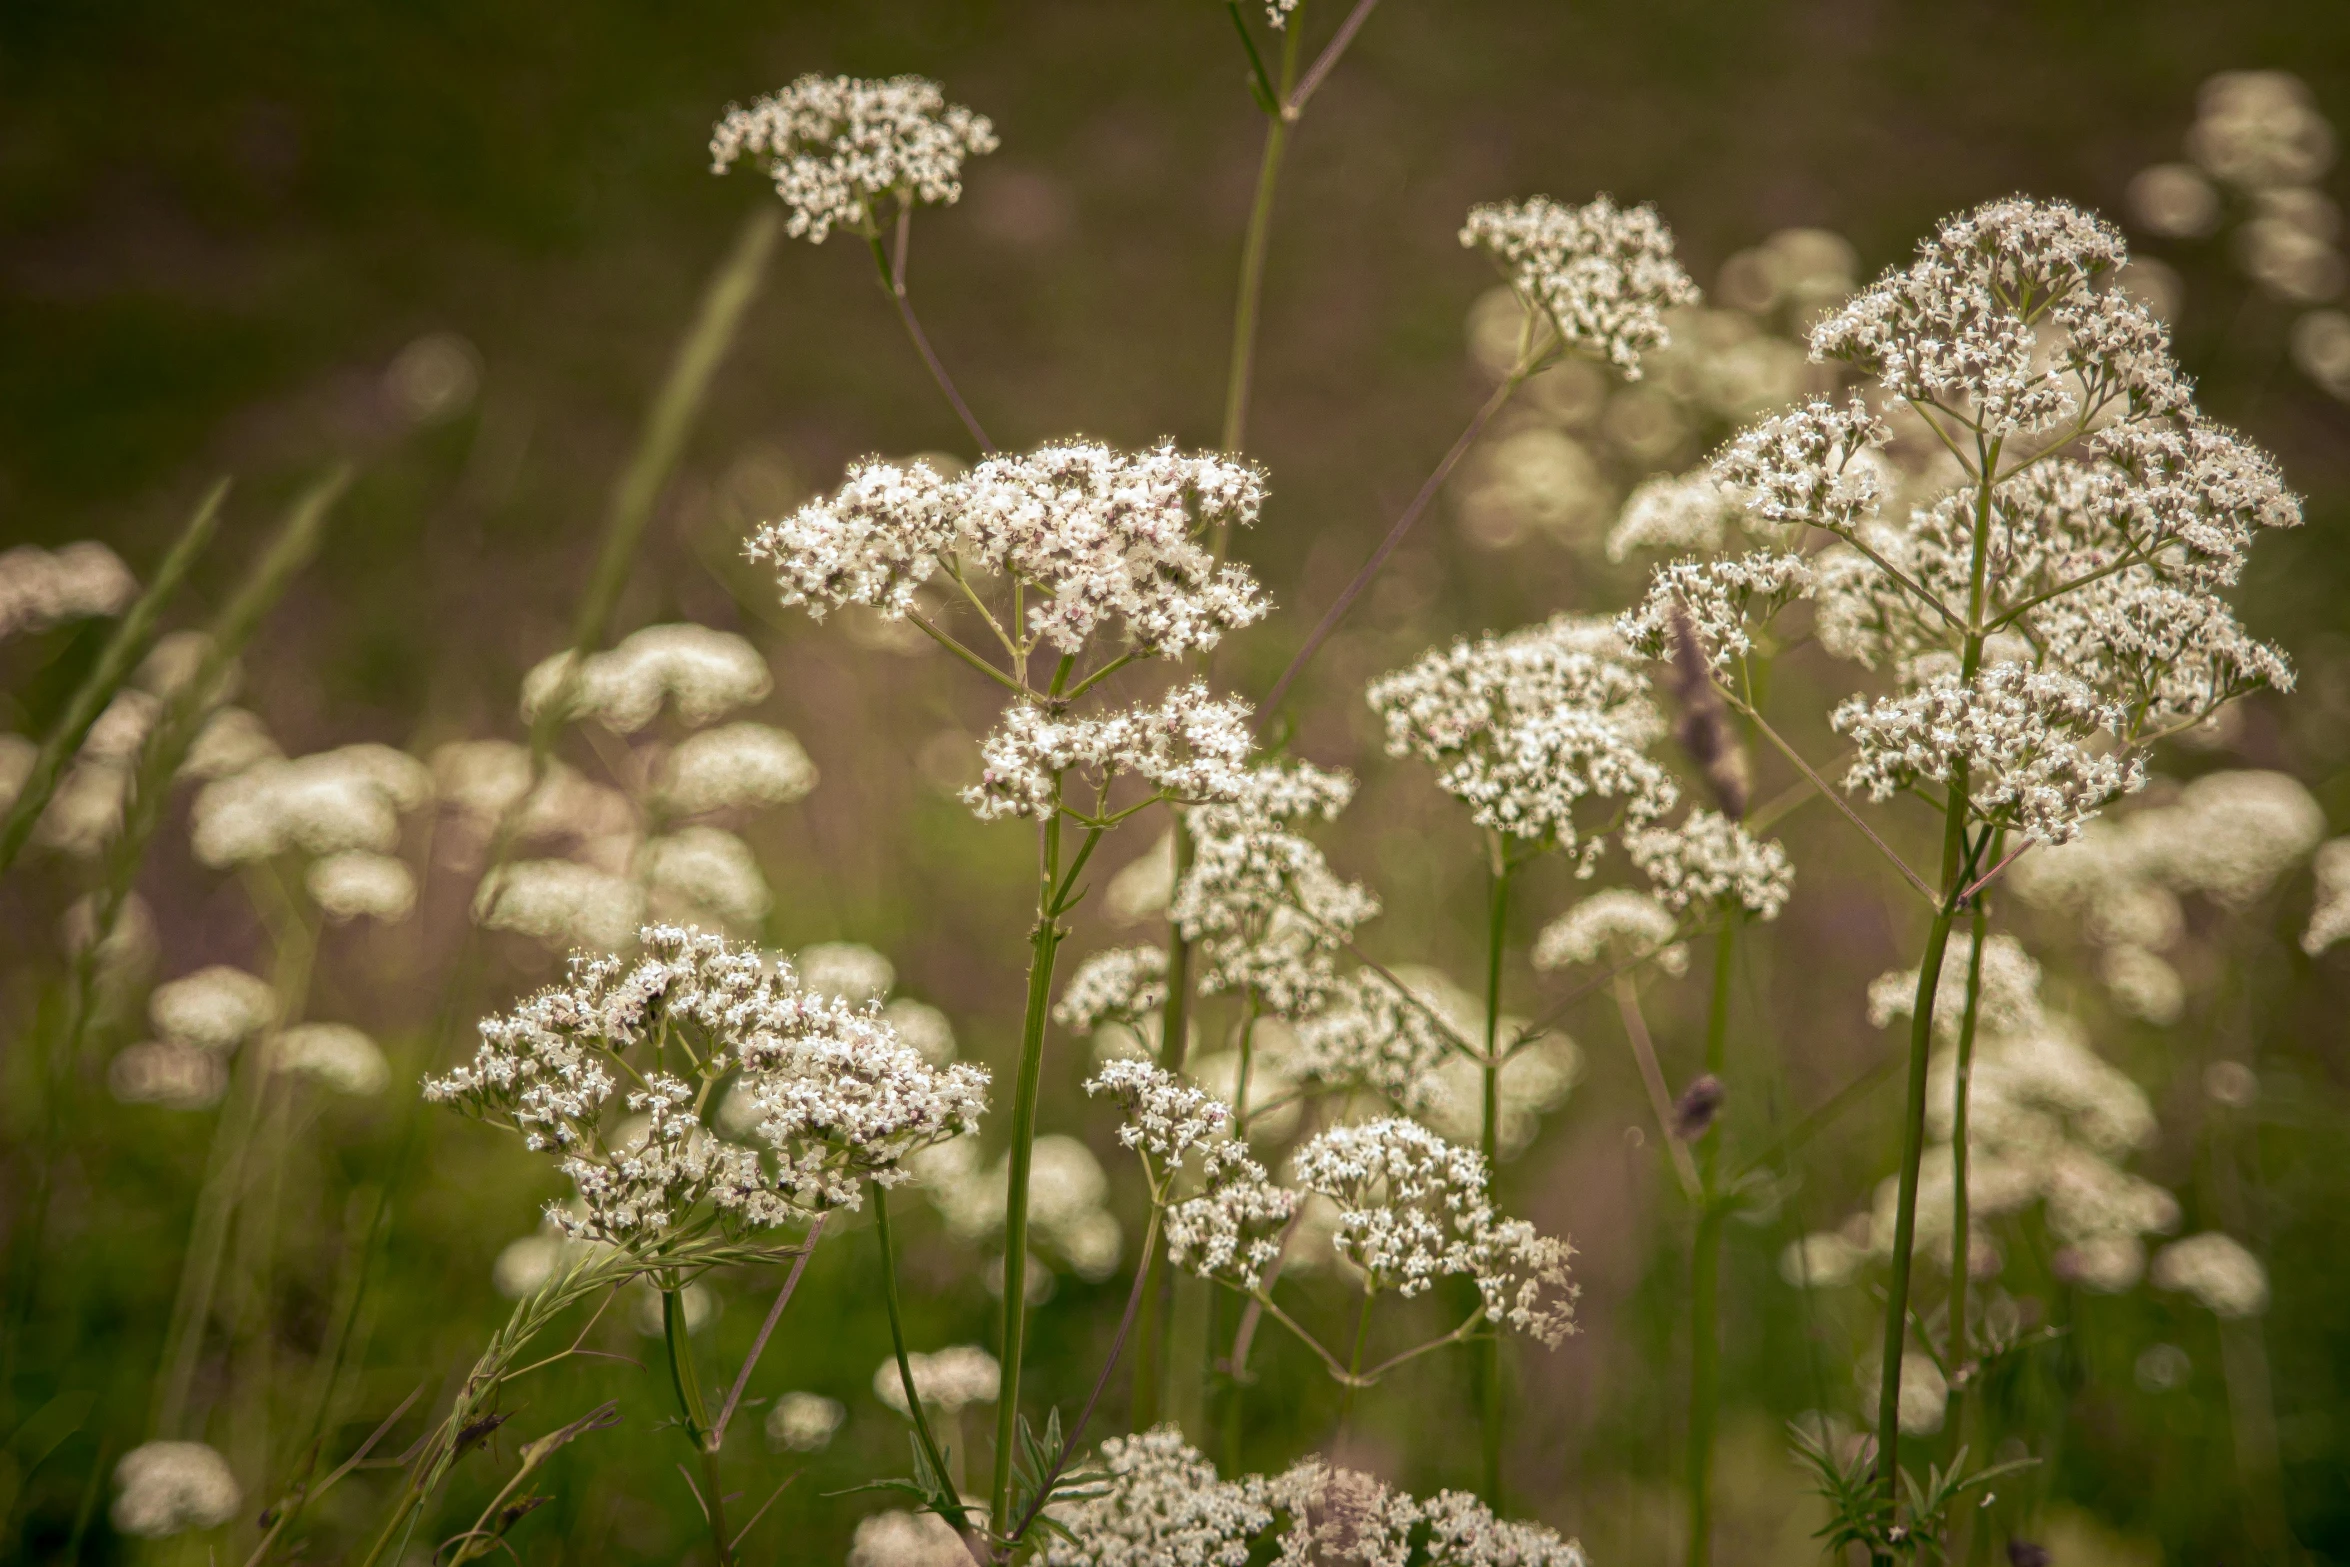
(1173, 761), (1379, 1018)
(1459, 194), (1701, 377)
(964, 682), (1255, 822)
(1044, 1427), (1272, 1567)
(1368, 615), (1676, 868)
(1625, 808), (1795, 920)
(0, 541), (136, 640)
(751, 441), (1269, 660)
(1531, 889), (1687, 976)
(872, 1343), (1000, 1414)
(710, 75), (997, 243)
(1285, 967), (1457, 1110)
(1055, 945), (1169, 1034)
(521, 624), (771, 735)
(425, 925), (988, 1237)
(1090, 1060), (1295, 1288)
(110, 1441), (240, 1539)
(1288, 1118), (1576, 1344)
(2151, 1231), (2270, 1318)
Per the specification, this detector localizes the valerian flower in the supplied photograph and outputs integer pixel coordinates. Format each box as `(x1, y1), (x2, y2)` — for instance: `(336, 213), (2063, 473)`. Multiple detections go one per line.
(1055, 945), (1170, 1035)
(1459, 195), (1701, 377)
(710, 75), (997, 243)
(1368, 615), (1676, 867)
(1045, 1426), (1272, 1567)
(2151, 1232), (2270, 1318)
(751, 441), (1269, 661)
(1531, 889), (1688, 976)
(963, 682), (1254, 822)
(1625, 808), (1795, 919)
(425, 925), (988, 1238)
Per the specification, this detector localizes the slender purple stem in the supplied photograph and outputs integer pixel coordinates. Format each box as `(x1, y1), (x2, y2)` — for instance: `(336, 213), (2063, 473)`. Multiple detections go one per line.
(1255, 375), (1516, 726)
(708, 1214), (826, 1452)
(1285, 0), (1382, 119)
(889, 206), (997, 455)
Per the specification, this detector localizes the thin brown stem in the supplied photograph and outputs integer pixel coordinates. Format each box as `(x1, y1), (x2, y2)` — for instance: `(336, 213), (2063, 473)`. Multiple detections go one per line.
(882, 210), (997, 455)
(1714, 683), (1940, 906)
(708, 1217), (826, 1452)
(1284, 0), (1382, 119)
(1613, 975), (1702, 1201)
(1256, 374), (1522, 725)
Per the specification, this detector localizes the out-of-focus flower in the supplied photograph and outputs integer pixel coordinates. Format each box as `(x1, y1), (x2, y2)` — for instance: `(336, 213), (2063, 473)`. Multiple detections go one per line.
(767, 1391), (846, 1452)
(872, 1344), (999, 1414)
(111, 1441), (240, 1538)
(0, 542), (137, 641)
(2151, 1231), (2270, 1318)
(273, 1022), (390, 1096)
(712, 75), (997, 244)
(522, 624), (772, 735)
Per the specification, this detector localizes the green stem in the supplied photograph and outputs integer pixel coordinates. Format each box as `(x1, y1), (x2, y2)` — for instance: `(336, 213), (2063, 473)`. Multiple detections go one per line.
(1218, 18), (1302, 459)
(663, 1286), (732, 1566)
(1478, 855), (1510, 1507)
(1947, 898), (1989, 1407)
(1136, 817), (1196, 1430)
(1873, 435), (1997, 1551)
(874, 1186), (962, 1520)
(992, 776), (1069, 1537)
(1685, 910), (1737, 1567)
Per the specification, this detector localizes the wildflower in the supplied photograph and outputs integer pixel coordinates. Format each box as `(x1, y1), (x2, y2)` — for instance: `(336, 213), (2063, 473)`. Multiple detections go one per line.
(2099, 944), (2185, 1025)
(190, 745), (431, 867)
(472, 860), (647, 951)
(920, 1134), (1122, 1281)
(767, 1391), (847, 1452)
(1625, 809), (1794, 919)
(521, 623), (771, 734)
(1290, 1118), (1576, 1343)
(1367, 615), (1676, 866)
(656, 721), (818, 815)
(272, 1022), (390, 1096)
(2151, 1231), (2270, 1318)
(111, 1441), (240, 1538)
(964, 683), (1255, 822)
(0, 541), (136, 640)
(2303, 837), (2350, 954)
(1604, 471), (1745, 561)
(1458, 195), (1701, 377)
(1085, 1059), (1237, 1174)
(1870, 932), (2046, 1042)
(872, 1344), (1000, 1414)
(1286, 968), (1456, 1109)
(1711, 396), (1890, 536)
(180, 706), (281, 780)
(1174, 762), (1377, 1017)
(797, 941), (897, 1006)
(753, 441), (1269, 660)
(711, 75), (998, 244)
(1618, 551), (1816, 672)
(2156, 769), (2326, 906)
(306, 851), (417, 922)
(884, 997), (957, 1064)
(150, 965), (276, 1051)
(850, 1508), (971, 1567)
(2187, 71), (2335, 191)
(639, 825), (770, 927)
(1163, 1161), (1297, 1292)
(1531, 889), (1687, 975)
(108, 1042), (230, 1110)
(1045, 1426), (1272, 1567)
(1418, 1489), (1588, 1567)
(1832, 663), (2143, 845)
(427, 927), (988, 1235)
(1055, 946), (1170, 1034)
(1270, 1459), (1422, 1567)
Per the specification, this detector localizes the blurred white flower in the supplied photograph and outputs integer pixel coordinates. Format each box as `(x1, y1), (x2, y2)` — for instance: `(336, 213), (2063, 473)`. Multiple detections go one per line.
(522, 624), (771, 735)
(872, 1344), (999, 1414)
(767, 1390), (846, 1452)
(150, 965), (276, 1051)
(0, 541), (136, 640)
(798, 941), (896, 1007)
(657, 721), (817, 815)
(272, 1022), (390, 1096)
(472, 859), (646, 951)
(108, 1042), (230, 1110)
(111, 1441), (240, 1538)
(640, 825), (770, 927)
(2152, 1231), (2270, 1318)
(306, 851), (417, 923)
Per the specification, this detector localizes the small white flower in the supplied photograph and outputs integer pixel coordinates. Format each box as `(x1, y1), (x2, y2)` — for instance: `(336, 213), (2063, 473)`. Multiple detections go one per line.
(2151, 1231), (2270, 1318)
(150, 965), (276, 1051)
(766, 1390), (847, 1452)
(872, 1344), (999, 1414)
(1368, 615), (1675, 865)
(521, 624), (771, 735)
(1625, 809), (1794, 920)
(306, 851), (417, 923)
(964, 684), (1255, 823)
(711, 75), (998, 244)
(111, 1441), (240, 1538)
(0, 541), (136, 640)
(1459, 195), (1701, 378)
(1531, 889), (1686, 975)
(1045, 1426), (1272, 1567)
(272, 1022), (390, 1096)
(657, 721), (818, 815)
(1056, 946), (1170, 1034)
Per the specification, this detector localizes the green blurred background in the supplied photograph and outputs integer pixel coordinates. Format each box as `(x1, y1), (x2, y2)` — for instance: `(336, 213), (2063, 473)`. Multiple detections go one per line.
(4, 1), (2349, 1562)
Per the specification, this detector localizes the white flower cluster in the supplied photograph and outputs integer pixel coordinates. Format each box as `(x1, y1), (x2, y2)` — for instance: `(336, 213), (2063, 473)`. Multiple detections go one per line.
(1045, 1427), (1272, 1567)
(0, 541), (136, 639)
(1046, 1432), (1588, 1567)
(1831, 662), (2143, 845)
(1604, 472), (1747, 561)
(1868, 932), (2046, 1042)
(767, 1390), (847, 1452)
(872, 1343), (1000, 1414)
(1625, 808), (1794, 920)
(656, 721), (818, 816)
(710, 75), (997, 243)
(110, 1440), (240, 1539)
(425, 926), (988, 1237)
(1055, 945), (1169, 1034)
(1531, 889), (1687, 976)
(1290, 1118), (1577, 1344)
(2306, 837), (2350, 956)
(1173, 761), (1377, 1018)
(753, 442), (1269, 663)
(964, 683), (1254, 822)
(2150, 1231), (2270, 1318)
(1617, 549), (1816, 671)
(1285, 968), (1456, 1110)
(1367, 615), (1675, 865)
(1458, 195), (1701, 377)
(521, 624), (771, 734)
(1085, 1059), (1237, 1174)
(1091, 1059), (1295, 1289)
(189, 742), (428, 868)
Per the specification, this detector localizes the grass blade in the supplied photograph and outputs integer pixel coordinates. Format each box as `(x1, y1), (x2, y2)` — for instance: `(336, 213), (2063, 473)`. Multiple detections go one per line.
(0, 477), (228, 874)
